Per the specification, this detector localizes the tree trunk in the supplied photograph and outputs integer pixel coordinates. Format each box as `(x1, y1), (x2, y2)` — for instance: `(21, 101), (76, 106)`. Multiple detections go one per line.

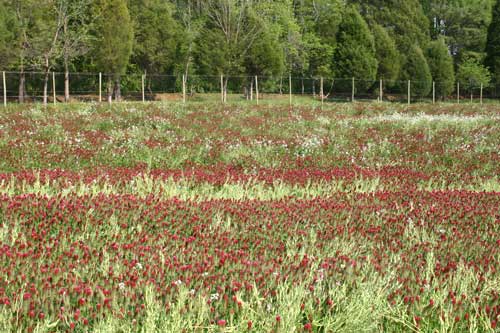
(19, 69), (25, 104)
(113, 75), (121, 102)
(250, 79), (253, 100)
(224, 77), (228, 103)
(107, 78), (113, 104)
(301, 78), (304, 95)
(43, 71), (49, 106)
(64, 59), (70, 102)
(279, 77), (283, 95)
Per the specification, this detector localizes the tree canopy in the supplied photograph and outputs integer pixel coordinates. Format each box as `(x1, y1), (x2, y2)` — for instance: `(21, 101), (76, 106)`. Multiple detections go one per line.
(0, 0), (499, 98)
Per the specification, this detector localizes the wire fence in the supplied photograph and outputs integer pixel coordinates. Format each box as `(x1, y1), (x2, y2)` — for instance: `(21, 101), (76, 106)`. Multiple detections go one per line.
(1, 71), (499, 106)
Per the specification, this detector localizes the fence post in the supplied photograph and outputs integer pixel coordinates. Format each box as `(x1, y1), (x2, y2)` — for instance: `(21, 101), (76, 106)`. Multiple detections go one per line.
(52, 72), (56, 105)
(142, 74), (145, 103)
(99, 73), (102, 103)
(408, 80), (411, 105)
(432, 81), (435, 104)
(457, 82), (460, 104)
(2, 71), (6, 107)
(221, 75), (224, 103)
(480, 83), (483, 105)
(352, 77), (355, 102)
(182, 75), (186, 103)
(289, 75), (292, 106)
(320, 77), (324, 106)
(379, 79), (383, 102)
(255, 75), (259, 105)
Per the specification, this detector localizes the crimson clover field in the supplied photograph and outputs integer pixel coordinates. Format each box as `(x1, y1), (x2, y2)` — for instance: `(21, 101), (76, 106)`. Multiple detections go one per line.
(0, 102), (499, 332)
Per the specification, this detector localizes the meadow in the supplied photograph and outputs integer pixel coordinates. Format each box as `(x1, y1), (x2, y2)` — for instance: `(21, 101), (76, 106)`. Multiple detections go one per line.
(0, 101), (499, 332)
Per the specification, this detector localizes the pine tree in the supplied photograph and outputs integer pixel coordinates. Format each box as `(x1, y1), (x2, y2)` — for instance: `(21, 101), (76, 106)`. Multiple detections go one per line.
(400, 45), (432, 96)
(333, 5), (377, 91)
(486, 0), (500, 84)
(426, 38), (455, 98)
(372, 24), (400, 83)
(94, 0), (133, 101)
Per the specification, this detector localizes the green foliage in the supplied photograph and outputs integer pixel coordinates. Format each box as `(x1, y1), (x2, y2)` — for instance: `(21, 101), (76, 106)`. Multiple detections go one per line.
(485, 0), (500, 84)
(333, 6), (377, 91)
(0, 2), (17, 68)
(296, 0), (344, 77)
(400, 45), (433, 96)
(93, 0), (133, 75)
(426, 38), (455, 97)
(372, 24), (400, 82)
(457, 57), (492, 90)
(244, 3), (287, 76)
(128, 0), (180, 74)
(352, 0), (430, 52)
(426, 0), (494, 63)
(0, 0), (498, 93)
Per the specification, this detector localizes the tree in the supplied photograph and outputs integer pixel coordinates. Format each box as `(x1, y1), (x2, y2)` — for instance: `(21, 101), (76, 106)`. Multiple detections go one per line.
(58, 0), (94, 102)
(195, 0), (261, 99)
(400, 45), (432, 96)
(333, 5), (377, 91)
(457, 57), (491, 92)
(486, 0), (500, 84)
(426, 0), (493, 63)
(351, 0), (430, 52)
(426, 37), (455, 98)
(372, 24), (400, 82)
(7, 0), (45, 103)
(129, 0), (180, 75)
(295, 0), (344, 78)
(93, 0), (133, 102)
(0, 2), (17, 68)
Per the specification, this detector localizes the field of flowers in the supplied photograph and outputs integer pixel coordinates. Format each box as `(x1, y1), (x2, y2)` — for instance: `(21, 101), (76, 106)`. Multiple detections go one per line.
(0, 102), (499, 332)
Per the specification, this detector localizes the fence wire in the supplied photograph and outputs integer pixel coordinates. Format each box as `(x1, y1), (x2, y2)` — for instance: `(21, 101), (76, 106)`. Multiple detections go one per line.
(0, 71), (498, 105)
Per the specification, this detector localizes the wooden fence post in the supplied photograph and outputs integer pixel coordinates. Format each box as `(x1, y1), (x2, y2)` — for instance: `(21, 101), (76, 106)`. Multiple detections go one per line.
(408, 80), (411, 105)
(2, 71), (6, 107)
(142, 74), (145, 103)
(289, 75), (292, 106)
(182, 75), (186, 103)
(220, 75), (224, 103)
(320, 77), (324, 106)
(99, 73), (102, 103)
(379, 79), (383, 102)
(352, 77), (355, 102)
(255, 75), (259, 105)
(52, 72), (56, 105)
(432, 81), (436, 104)
(480, 83), (483, 105)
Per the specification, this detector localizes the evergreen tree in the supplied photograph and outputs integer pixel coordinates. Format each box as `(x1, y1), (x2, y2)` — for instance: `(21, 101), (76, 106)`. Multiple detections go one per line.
(486, 0), (500, 84)
(333, 6), (377, 91)
(93, 0), (133, 101)
(372, 24), (400, 82)
(0, 2), (17, 68)
(426, 0), (493, 63)
(351, 0), (430, 52)
(400, 45), (432, 96)
(426, 38), (455, 97)
(129, 0), (180, 75)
